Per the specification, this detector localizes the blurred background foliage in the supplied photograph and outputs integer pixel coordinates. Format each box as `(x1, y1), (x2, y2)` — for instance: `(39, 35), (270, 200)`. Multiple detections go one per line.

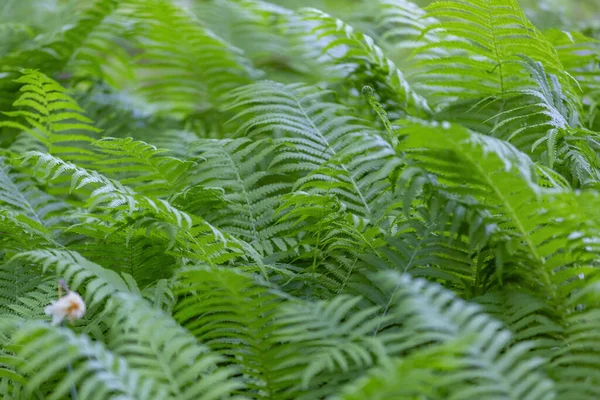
(2, 0), (599, 34)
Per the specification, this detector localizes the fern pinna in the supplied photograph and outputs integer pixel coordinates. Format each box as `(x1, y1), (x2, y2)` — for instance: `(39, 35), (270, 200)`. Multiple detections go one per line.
(0, 0), (599, 399)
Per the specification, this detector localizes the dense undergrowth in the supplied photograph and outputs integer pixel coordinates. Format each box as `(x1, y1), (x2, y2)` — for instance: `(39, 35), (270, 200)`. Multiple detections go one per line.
(0, 0), (600, 398)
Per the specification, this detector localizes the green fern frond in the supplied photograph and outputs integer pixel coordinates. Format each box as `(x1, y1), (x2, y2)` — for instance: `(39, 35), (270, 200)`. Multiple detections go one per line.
(476, 289), (563, 354)
(550, 282), (600, 399)
(0, 23), (33, 57)
(65, 1), (134, 88)
(173, 265), (288, 399)
(11, 322), (162, 400)
(274, 192), (385, 289)
(0, 263), (51, 315)
(106, 292), (243, 400)
(67, 227), (177, 287)
(374, 271), (556, 400)
(397, 121), (600, 297)
(0, 0), (599, 398)
(416, 0), (575, 102)
(12, 249), (132, 308)
(275, 294), (388, 397)
(192, 0), (292, 63)
(546, 30), (600, 98)
(0, 155), (71, 229)
(228, 81), (398, 219)
(378, 205), (488, 295)
(287, 8), (430, 116)
(545, 29), (600, 130)
(0, 211), (53, 255)
(0, 70), (99, 161)
(396, 121), (545, 286)
(372, 0), (445, 71)
(126, 0), (256, 118)
(91, 137), (192, 196)
(333, 341), (466, 400)
(22, 151), (241, 263)
(186, 138), (290, 249)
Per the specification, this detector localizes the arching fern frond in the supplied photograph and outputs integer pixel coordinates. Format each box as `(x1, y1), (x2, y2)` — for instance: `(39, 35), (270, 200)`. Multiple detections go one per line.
(125, 0), (257, 119)
(396, 120), (600, 298)
(228, 81), (399, 219)
(22, 151), (241, 264)
(545, 29), (600, 130)
(415, 0), (576, 103)
(0, 156), (70, 231)
(0, 263), (51, 316)
(186, 137), (292, 255)
(0, 211), (54, 256)
(0, 70), (99, 162)
(91, 137), (193, 197)
(0, 0), (120, 76)
(105, 292), (243, 400)
(372, 271), (556, 400)
(10, 322), (162, 400)
(371, 0), (445, 70)
(12, 249), (132, 308)
(191, 0), (292, 66)
(274, 294), (388, 398)
(66, 224), (177, 287)
(333, 341), (467, 400)
(286, 8), (430, 116)
(173, 265), (288, 399)
(274, 192), (385, 294)
(0, 23), (33, 57)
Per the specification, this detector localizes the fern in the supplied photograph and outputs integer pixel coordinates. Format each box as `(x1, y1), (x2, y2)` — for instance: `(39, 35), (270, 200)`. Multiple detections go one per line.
(416, 0), (575, 101)
(1, 0), (600, 399)
(227, 81), (398, 220)
(125, 0), (257, 119)
(105, 292), (242, 399)
(286, 8), (430, 117)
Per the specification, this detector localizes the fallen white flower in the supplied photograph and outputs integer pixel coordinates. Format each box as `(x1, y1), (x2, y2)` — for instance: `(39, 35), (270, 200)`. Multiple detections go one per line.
(45, 291), (86, 325)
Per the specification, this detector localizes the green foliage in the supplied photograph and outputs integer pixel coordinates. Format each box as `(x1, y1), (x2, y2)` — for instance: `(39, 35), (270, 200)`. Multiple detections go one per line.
(1, 0), (600, 399)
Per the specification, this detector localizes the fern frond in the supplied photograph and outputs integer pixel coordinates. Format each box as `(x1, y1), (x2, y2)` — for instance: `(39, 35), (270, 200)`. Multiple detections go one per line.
(228, 81), (398, 219)
(173, 265), (288, 399)
(287, 8), (430, 116)
(0, 0), (122, 107)
(396, 121), (545, 286)
(0, 23), (33, 57)
(0, 211), (53, 255)
(22, 151), (241, 264)
(416, 0), (576, 102)
(275, 294), (388, 397)
(11, 322), (162, 400)
(0, 263), (51, 315)
(372, 0), (445, 70)
(0, 155), (70, 230)
(0, 70), (99, 161)
(274, 192), (385, 290)
(333, 341), (466, 400)
(186, 137), (292, 255)
(1, 0), (599, 398)
(125, 0), (256, 118)
(67, 227), (177, 287)
(373, 271), (556, 400)
(106, 292), (243, 400)
(91, 137), (192, 196)
(545, 29), (600, 130)
(546, 29), (600, 98)
(12, 249), (132, 308)
(191, 0), (291, 63)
